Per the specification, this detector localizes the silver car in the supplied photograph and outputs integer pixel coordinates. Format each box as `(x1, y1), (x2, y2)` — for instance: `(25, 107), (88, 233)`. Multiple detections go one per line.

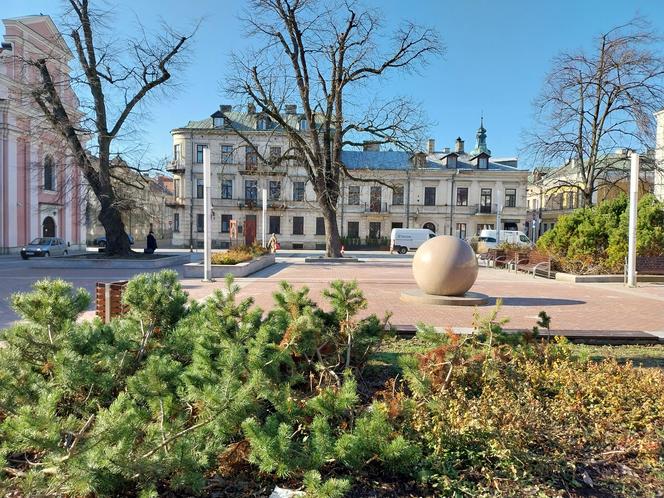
(20, 237), (69, 259)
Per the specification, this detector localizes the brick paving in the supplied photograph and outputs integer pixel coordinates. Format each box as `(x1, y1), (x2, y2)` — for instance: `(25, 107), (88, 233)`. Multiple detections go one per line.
(0, 252), (662, 336)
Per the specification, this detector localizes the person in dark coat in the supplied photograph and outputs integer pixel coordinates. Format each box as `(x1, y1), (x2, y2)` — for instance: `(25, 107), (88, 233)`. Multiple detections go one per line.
(145, 231), (157, 254)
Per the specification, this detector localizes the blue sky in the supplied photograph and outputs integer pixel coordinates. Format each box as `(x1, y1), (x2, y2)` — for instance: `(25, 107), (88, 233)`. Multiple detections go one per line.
(4, 0), (664, 168)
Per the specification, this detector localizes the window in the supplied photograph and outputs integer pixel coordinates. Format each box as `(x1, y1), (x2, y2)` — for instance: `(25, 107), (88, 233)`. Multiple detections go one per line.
(173, 144), (181, 161)
(391, 222), (403, 230)
(245, 146), (258, 169)
(519, 234), (530, 243)
(456, 187), (468, 206)
(245, 180), (258, 201)
(257, 118), (269, 130)
(505, 188), (516, 208)
(480, 188), (492, 213)
(269, 180), (281, 200)
(424, 187), (436, 206)
(221, 145), (233, 164)
(221, 214), (232, 233)
(478, 156), (488, 169)
(456, 222), (467, 239)
(221, 179), (233, 199)
(269, 146), (281, 164)
(370, 186), (382, 212)
(43, 155), (55, 191)
(196, 144), (206, 164)
(196, 214), (204, 232)
(299, 118), (308, 130)
(369, 222), (381, 239)
(392, 185), (404, 205)
(316, 217), (325, 235)
(196, 178), (204, 199)
(293, 216), (304, 235)
(173, 213), (180, 233)
(173, 178), (181, 198)
(348, 185), (360, 205)
(269, 215), (281, 234)
(293, 181), (305, 201)
(213, 116), (224, 128)
(347, 221), (359, 238)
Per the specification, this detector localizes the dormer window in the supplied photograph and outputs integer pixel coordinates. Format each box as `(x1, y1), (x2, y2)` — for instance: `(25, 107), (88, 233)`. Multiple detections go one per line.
(479, 157), (488, 169)
(213, 117), (224, 128)
(299, 118), (308, 131)
(257, 118), (270, 130)
(444, 153), (457, 168)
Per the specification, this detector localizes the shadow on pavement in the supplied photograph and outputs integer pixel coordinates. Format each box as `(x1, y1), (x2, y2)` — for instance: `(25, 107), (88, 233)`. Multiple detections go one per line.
(488, 297), (586, 306)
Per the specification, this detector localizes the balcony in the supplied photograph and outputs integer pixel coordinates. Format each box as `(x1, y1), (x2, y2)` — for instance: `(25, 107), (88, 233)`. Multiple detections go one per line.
(166, 160), (185, 174)
(238, 199), (259, 210)
(166, 197), (185, 209)
(475, 203), (498, 216)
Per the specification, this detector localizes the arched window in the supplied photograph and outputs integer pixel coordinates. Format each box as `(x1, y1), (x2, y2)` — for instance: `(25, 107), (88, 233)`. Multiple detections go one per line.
(44, 155), (55, 191)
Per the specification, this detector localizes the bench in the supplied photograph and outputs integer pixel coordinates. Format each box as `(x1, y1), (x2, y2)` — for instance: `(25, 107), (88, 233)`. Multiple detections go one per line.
(635, 256), (664, 275)
(514, 251), (552, 278)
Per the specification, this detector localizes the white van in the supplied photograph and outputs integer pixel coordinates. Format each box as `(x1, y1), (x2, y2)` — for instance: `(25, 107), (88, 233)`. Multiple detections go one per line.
(390, 228), (436, 254)
(478, 230), (531, 251)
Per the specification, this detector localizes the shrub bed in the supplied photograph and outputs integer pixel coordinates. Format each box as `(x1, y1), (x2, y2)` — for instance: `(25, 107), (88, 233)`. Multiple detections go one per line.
(537, 193), (664, 274)
(210, 243), (269, 265)
(1, 272), (663, 497)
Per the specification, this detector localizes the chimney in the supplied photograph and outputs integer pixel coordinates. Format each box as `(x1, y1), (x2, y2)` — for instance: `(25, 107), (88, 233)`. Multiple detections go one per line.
(442, 147), (450, 154)
(247, 103), (256, 114)
(363, 141), (380, 151)
(220, 104), (232, 113)
(427, 138), (436, 154)
(455, 137), (464, 154)
(285, 104), (297, 114)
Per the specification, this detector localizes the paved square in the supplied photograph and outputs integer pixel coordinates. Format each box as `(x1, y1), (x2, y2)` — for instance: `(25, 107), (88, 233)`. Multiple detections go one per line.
(0, 251), (662, 337)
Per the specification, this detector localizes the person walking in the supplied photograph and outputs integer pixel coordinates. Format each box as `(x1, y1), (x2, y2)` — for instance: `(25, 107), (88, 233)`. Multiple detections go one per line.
(267, 233), (279, 253)
(145, 230), (158, 254)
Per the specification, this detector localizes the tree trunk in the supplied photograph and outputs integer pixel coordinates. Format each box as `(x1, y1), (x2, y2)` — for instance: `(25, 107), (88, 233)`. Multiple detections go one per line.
(583, 188), (594, 208)
(98, 203), (132, 256)
(321, 203), (342, 258)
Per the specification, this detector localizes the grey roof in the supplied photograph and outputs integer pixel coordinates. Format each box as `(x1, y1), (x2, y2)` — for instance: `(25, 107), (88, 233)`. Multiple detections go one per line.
(535, 152), (655, 183)
(341, 150), (520, 171)
(177, 111), (325, 132)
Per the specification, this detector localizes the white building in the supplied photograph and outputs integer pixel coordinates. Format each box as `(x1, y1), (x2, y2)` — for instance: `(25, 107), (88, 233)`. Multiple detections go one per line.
(168, 106), (528, 249)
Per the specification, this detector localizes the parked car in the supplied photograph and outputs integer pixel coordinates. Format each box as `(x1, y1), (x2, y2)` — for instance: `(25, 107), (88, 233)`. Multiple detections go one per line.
(20, 237), (68, 259)
(92, 234), (134, 247)
(477, 229), (532, 252)
(390, 228), (436, 254)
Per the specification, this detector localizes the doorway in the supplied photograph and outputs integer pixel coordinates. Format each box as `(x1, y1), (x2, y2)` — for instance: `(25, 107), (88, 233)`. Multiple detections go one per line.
(245, 215), (257, 245)
(422, 222), (436, 233)
(42, 216), (56, 237)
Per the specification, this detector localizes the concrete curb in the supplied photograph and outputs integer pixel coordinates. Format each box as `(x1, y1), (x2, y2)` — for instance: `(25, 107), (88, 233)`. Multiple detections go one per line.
(182, 253), (276, 278)
(391, 324), (664, 345)
(555, 272), (664, 283)
(30, 253), (192, 269)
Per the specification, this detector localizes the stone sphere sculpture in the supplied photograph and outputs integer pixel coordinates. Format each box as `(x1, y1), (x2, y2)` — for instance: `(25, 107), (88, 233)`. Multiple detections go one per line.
(412, 236), (478, 296)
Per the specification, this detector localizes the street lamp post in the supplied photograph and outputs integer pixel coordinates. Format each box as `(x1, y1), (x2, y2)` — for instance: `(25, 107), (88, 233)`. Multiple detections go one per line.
(495, 189), (502, 245)
(202, 147), (214, 282)
(627, 152), (639, 287)
(262, 188), (267, 247)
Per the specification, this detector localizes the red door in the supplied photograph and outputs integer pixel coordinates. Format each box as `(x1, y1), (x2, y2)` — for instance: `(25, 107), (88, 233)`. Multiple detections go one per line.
(245, 215), (256, 245)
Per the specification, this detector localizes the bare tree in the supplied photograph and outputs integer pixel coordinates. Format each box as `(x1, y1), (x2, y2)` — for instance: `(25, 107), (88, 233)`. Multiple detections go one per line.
(527, 18), (664, 206)
(29, 0), (193, 255)
(227, 0), (441, 257)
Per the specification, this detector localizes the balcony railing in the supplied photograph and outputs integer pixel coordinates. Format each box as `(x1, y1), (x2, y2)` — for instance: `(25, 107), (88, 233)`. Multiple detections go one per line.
(166, 197), (185, 208)
(166, 160), (185, 174)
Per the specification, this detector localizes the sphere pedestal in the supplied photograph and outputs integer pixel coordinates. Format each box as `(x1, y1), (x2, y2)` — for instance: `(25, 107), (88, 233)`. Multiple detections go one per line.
(402, 235), (488, 306)
(400, 289), (488, 306)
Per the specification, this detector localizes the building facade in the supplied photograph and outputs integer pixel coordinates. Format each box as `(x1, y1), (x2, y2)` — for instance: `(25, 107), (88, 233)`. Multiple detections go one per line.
(169, 107), (528, 249)
(0, 15), (85, 253)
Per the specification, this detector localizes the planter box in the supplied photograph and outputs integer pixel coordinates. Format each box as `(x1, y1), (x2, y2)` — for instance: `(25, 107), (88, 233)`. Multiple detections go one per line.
(31, 253), (192, 269)
(182, 253), (275, 278)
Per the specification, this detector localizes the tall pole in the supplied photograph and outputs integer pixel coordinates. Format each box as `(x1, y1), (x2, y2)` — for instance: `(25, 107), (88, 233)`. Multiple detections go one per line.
(495, 188), (502, 245)
(262, 188), (267, 247)
(202, 147), (213, 282)
(627, 152), (639, 287)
